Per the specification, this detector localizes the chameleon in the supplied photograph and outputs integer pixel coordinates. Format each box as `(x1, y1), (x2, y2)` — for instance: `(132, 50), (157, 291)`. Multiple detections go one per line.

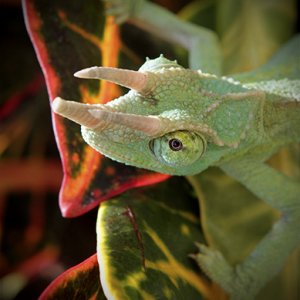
(52, 0), (300, 299)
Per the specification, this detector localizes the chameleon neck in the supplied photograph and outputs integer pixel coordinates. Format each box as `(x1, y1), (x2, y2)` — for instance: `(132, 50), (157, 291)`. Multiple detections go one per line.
(263, 95), (300, 144)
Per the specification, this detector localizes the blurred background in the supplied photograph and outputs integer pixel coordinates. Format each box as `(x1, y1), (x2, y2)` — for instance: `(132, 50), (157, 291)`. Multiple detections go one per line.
(0, 1), (98, 299)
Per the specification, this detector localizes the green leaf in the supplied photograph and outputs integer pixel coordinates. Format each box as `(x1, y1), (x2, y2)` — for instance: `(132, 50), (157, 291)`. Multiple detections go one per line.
(39, 254), (106, 300)
(96, 177), (223, 300)
(216, 0), (297, 74)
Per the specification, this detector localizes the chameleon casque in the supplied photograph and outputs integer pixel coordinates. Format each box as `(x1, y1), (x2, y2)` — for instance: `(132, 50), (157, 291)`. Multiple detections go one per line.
(52, 0), (300, 299)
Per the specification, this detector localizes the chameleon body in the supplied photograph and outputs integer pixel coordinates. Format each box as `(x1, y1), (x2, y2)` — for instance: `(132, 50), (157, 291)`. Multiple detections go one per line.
(52, 1), (300, 299)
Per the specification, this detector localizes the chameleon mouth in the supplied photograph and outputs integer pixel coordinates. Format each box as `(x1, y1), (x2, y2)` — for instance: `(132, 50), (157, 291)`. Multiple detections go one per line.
(81, 127), (150, 166)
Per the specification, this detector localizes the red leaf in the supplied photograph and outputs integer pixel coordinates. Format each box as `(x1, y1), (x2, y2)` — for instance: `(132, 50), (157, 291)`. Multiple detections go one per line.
(23, 0), (169, 217)
(39, 254), (106, 300)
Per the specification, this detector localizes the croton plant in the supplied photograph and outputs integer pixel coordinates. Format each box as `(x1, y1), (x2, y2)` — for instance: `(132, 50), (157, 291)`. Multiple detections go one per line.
(0, 0), (299, 299)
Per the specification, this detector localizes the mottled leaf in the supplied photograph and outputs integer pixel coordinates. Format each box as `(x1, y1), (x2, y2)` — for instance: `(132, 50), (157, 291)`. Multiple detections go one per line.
(23, 0), (169, 217)
(39, 254), (106, 300)
(97, 177), (226, 300)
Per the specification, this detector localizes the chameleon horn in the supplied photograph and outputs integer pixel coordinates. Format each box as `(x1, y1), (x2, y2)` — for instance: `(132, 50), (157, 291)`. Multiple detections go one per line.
(74, 67), (150, 93)
(88, 109), (163, 136)
(52, 97), (105, 129)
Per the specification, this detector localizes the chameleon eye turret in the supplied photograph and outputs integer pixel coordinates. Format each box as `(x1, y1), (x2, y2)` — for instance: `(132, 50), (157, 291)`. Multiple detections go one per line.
(150, 131), (206, 168)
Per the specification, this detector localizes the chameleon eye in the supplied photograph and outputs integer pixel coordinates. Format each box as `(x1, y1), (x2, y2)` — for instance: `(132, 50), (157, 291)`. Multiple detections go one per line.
(169, 138), (183, 151)
(150, 131), (206, 167)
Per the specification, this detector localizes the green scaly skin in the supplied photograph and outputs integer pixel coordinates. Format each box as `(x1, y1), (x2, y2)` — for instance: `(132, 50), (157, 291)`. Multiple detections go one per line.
(56, 1), (300, 299)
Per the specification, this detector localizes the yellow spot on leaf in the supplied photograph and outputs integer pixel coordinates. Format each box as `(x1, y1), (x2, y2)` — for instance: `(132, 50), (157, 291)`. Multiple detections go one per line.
(163, 287), (173, 299)
(124, 271), (146, 289)
(144, 223), (213, 299)
(180, 224), (190, 236)
(123, 271), (156, 300)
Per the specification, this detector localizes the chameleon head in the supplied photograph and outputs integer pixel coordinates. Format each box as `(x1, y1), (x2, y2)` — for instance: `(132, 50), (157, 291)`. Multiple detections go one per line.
(52, 56), (237, 175)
